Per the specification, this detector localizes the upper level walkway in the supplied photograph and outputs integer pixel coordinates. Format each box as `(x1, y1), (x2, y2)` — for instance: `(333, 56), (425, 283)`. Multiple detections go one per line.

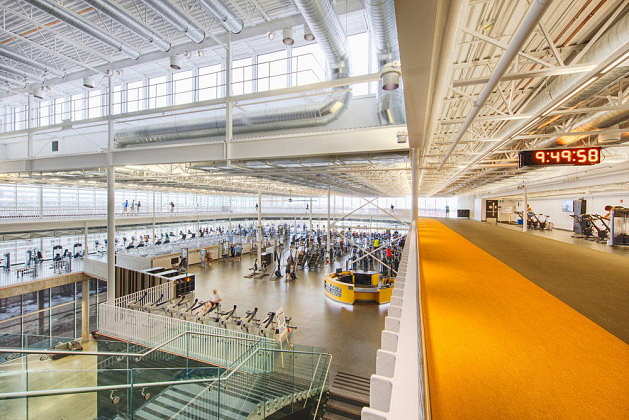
(417, 218), (629, 419)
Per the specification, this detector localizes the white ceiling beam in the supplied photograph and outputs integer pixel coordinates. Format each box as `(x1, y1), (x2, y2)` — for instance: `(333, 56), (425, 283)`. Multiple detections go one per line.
(452, 64), (596, 87)
(0, 126), (408, 173)
(460, 27), (555, 68)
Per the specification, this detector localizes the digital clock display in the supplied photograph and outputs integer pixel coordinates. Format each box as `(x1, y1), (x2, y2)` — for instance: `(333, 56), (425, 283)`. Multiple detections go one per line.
(518, 147), (602, 168)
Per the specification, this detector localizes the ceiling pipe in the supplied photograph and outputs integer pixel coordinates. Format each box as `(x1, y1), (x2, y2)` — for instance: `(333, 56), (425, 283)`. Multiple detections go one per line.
(537, 108), (629, 148)
(439, 0), (552, 168)
(365, 0), (405, 125)
(419, 0), (466, 185)
(197, 0), (244, 34)
(0, 44), (64, 77)
(82, 0), (171, 52)
(0, 62), (41, 82)
(141, 0), (205, 44)
(116, 0), (351, 147)
(437, 11), (629, 194)
(23, 0), (141, 59)
(293, 0), (349, 78)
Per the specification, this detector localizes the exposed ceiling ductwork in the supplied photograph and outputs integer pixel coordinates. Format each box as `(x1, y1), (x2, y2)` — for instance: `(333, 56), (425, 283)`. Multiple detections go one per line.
(198, 0), (244, 34)
(437, 9), (629, 194)
(140, 0), (205, 44)
(22, 0), (141, 59)
(365, 0), (405, 125)
(82, 0), (171, 52)
(537, 107), (629, 149)
(115, 0), (352, 148)
(0, 62), (41, 82)
(0, 44), (64, 78)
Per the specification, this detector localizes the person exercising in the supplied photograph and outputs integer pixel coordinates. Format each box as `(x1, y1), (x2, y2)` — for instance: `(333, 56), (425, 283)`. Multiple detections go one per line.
(602, 205), (614, 220)
(205, 289), (222, 311)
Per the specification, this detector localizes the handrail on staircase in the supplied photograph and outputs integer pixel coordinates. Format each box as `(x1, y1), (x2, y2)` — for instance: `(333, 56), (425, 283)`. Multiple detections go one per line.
(0, 338), (332, 405)
(0, 330), (261, 359)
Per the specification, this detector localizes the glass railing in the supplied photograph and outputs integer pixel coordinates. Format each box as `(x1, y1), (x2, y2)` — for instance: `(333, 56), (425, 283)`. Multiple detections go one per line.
(0, 335), (332, 419)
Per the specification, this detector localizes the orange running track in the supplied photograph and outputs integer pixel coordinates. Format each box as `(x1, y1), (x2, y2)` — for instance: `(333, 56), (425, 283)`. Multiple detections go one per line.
(418, 218), (629, 419)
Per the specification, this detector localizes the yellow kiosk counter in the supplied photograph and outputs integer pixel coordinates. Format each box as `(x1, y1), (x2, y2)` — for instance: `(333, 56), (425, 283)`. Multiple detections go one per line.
(323, 270), (395, 304)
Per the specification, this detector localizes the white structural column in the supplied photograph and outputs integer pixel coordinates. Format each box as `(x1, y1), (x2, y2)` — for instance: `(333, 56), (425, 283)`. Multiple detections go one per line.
(327, 186), (331, 261)
(309, 197), (313, 231)
(84, 221), (89, 256)
(152, 190), (156, 241)
(257, 193), (262, 268)
(523, 178), (528, 232)
(106, 74), (116, 302)
(225, 32), (233, 164)
(411, 148), (418, 221)
(27, 95), (33, 165)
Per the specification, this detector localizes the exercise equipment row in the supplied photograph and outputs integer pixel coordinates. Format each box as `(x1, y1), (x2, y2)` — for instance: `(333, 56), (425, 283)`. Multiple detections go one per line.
(127, 292), (296, 339)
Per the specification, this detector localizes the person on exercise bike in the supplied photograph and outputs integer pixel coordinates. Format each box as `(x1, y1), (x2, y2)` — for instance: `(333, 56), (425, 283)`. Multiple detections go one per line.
(205, 289), (222, 311)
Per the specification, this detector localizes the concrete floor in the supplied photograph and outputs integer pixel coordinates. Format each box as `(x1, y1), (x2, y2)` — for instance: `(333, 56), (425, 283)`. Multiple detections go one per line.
(190, 252), (386, 378)
(496, 222), (629, 256)
(0, 341), (98, 420)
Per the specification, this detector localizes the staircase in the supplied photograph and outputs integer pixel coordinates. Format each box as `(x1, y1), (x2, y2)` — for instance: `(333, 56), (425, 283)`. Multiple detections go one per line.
(133, 369), (323, 419)
(323, 371), (370, 420)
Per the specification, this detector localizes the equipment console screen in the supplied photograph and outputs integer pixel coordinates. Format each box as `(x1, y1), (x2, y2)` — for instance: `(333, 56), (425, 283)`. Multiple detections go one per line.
(518, 146), (601, 168)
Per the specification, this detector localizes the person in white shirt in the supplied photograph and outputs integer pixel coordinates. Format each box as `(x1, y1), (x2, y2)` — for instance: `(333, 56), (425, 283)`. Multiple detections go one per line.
(209, 289), (222, 310)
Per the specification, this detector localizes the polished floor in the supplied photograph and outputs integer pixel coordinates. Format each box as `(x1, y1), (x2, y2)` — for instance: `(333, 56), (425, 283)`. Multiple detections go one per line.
(190, 251), (386, 378)
(0, 341), (98, 420)
(496, 221), (629, 256)
(418, 218), (629, 420)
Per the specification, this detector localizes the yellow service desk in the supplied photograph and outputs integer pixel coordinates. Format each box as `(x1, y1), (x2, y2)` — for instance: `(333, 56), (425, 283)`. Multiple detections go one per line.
(323, 270), (394, 304)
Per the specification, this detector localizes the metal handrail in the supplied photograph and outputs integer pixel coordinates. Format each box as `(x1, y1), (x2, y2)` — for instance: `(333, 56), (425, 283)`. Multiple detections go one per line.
(313, 355), (333, 419)
(0, 330), (262, 359)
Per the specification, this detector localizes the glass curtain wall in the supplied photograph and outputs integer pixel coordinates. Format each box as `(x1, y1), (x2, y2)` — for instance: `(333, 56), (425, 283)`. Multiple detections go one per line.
(0, 20), (382, 134)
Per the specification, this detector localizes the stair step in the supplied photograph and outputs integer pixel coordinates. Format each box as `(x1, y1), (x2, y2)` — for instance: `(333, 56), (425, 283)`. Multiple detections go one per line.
(334, 371), (371, 385)
(329, 386), (370, 406)
(326, 399), (363, 418)
(333, 376), (371, 392)
(330, 381), (370, 396)
(323, 412), (357, 420)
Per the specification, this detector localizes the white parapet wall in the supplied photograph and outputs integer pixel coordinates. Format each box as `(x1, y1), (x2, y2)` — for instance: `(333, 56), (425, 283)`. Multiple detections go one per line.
(362, 222), (427, 420)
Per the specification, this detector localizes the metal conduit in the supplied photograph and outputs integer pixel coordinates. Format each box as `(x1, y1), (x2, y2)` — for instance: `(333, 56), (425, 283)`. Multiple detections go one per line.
(440, 0), (552, 168)
(116, 0), (351, 147)
(0, 44), (64, 77)
(293, 0), (349, 77)
(141, 0), (205, 43)
(82, 0), (171, 52)
(439, 11), (629, 193)
(0, 62), (41, 82)
(23, 0), (141, 59)
(198, 0), (244, 34)
(365, 0), (405, 125)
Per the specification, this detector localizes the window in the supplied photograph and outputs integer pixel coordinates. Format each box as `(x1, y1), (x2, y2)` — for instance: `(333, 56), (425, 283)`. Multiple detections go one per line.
(127, 81), (144, 112)
(258, 50), (288, 91)
(199, 65), (222, 100)
(112, 85), (122, 114)
(347, 32), (370, 95)
(54, 98), (69, 124)
(39, 100), (51, 127)
(149, 76), (168, 108)
(292, 44), (324, 86)
(88, 90), (102, 118)
(71, 94), (84, 121)
(231, 58), (253, 95)
(15, 106), (26, 130)
(173, 71), (193, 105)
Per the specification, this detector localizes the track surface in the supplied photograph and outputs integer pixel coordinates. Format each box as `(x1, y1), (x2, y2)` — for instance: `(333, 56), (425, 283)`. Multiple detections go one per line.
(441, 218), (629, 342)
(418, 218), (629, 420)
